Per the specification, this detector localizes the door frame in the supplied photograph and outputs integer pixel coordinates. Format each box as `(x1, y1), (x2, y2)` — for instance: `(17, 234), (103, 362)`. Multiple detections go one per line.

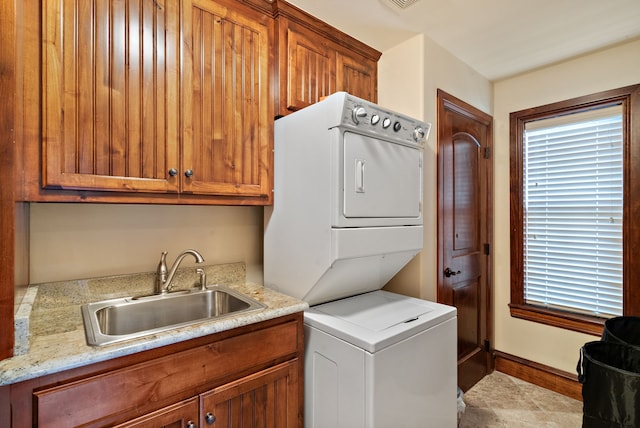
(436, 89), (494, 380)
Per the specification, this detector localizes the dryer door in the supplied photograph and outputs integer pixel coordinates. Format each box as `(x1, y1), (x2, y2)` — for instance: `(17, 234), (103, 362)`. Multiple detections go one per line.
(342, 132), (422, 220)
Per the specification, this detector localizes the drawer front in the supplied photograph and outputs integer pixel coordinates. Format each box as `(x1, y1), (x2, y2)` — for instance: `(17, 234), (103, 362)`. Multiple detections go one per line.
(34, 320), (299, 427)
(113, 398), (199, 428)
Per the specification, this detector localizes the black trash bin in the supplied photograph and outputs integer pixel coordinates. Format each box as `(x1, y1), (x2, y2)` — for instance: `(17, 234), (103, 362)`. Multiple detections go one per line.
(578, 341), (640, 427)
(602, 316), (640, 348)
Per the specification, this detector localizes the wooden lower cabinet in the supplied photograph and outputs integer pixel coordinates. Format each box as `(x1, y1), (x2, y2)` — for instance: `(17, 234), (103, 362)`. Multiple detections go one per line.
(116, 361), (298, 428)
(201, 361), (298, 427)
(3, 314), (303, 428)
(114, 398), (200, 428)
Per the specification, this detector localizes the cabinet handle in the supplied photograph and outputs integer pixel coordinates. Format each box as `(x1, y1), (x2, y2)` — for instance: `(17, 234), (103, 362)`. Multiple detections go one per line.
(168, 168), (178, 177)
(185, 169), (194, 178)
(186, 421), (196, 428)
(205, 412), (216, 424)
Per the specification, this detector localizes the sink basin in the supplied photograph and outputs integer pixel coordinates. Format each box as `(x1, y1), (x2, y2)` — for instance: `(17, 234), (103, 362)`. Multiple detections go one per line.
(81, 286), (265, 346)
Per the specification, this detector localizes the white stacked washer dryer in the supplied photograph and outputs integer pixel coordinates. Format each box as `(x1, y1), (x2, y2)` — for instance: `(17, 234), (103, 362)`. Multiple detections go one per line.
(264, 92), (457, 427)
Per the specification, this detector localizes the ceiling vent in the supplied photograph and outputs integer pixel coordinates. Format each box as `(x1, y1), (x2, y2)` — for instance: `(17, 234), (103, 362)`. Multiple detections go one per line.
(380, 0), (421, 10)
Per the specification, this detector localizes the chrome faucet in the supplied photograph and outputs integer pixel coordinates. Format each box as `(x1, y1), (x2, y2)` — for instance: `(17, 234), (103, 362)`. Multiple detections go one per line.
(155, 249), (205, 294)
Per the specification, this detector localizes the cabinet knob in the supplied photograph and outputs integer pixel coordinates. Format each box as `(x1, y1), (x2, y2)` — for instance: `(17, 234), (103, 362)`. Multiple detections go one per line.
(185, 169), (194, 178)
(205, 412), (216, 424)
(168, 168), (178, 177)
(186, 421), (196, 428)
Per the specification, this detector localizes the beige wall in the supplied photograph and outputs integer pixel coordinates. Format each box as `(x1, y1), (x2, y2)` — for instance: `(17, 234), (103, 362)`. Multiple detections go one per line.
(493, 39), (640, 373)
(380, 34), (492, 301)
(29, 204), (264, 284)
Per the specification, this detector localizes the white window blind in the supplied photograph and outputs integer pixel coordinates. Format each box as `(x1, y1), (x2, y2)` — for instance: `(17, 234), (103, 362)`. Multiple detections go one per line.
(523, 105), (623, 318)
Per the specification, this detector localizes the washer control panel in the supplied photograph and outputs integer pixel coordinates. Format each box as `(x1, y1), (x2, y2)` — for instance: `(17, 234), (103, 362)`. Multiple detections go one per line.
(340, 94), (431, 146)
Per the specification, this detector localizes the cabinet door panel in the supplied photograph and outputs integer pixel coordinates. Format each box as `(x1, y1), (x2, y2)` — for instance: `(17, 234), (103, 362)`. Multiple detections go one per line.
(336, 52), (377, 104)
(183, 0), (271, 197)
(200, 360), (299, 428)
(42, 0), (180, 192)
(285, 27), (334, 112)
(114, 398), (199, 428)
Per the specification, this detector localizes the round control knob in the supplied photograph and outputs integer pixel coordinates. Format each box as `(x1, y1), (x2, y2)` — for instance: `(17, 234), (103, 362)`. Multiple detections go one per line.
(382, 117), (391, 129)
(393, 121), (402, 132)
(371, 114), (380, 126)
(413, 126), (426, 142)
(352, 106), (367, 124)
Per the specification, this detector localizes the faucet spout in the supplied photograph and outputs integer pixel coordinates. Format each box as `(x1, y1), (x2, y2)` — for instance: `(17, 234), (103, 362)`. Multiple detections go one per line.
(155, 249), (205, 294)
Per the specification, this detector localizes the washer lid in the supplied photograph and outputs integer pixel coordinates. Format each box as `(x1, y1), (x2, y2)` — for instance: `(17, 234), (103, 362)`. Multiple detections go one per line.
(304, 290), (456, 353)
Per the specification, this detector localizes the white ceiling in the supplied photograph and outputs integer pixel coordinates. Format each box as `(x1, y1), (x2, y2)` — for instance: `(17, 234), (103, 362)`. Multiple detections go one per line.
(286, 0), (640, 81)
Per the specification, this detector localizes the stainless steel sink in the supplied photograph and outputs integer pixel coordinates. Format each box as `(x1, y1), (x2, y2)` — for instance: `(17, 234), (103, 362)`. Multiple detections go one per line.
(81, 286), (265, 346)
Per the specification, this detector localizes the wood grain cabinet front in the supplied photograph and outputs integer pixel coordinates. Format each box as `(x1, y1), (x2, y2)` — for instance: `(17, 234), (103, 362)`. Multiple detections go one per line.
(18, 0), (377, 203)
(182, 0), (272, 199)
(41, 0), (182, 194)
(279, 20), (335, 113)
(200, 360), (299, 427)
(336, 51), (378, 106)
(37, 0), (273, 204)
(115, 361), (298, 428)
(17, 314), (304, 428)
(114, 398), (200, 428)
(274, 2), (380, 116)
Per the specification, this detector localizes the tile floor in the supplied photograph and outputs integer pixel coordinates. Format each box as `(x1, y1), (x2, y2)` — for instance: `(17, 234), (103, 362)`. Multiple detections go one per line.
(458, 371), (583, 427)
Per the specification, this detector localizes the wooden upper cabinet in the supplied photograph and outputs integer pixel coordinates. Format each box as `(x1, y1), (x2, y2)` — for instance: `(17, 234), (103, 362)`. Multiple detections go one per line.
(42, 0), (181, 193)
(275, 1), (380, 116)
(29, 0), (375, 202)
(39, 0), (272, 203)
(282, 21), (335, 112)
(336, 51), (377, 104)
(182, 0), (272, 198)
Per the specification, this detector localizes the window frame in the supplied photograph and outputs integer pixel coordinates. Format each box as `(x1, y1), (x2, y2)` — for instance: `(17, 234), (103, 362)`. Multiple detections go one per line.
(509, 84), (640, 336)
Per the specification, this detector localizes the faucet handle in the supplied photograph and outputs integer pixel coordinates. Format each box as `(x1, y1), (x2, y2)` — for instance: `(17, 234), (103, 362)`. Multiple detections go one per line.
(155, 251), (169, 294)
(196, 268), (207, 291)
(157, 251), (168, 277)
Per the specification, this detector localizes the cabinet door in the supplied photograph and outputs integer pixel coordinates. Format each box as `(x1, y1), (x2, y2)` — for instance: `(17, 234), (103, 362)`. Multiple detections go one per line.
(336, 51), (377, 104)
(182, 0), (272, 198)
(200, 360), (299, 428)
(42, 0), (181, 193)
(282, 22), (335, 113)
(115, 398), (199, 428)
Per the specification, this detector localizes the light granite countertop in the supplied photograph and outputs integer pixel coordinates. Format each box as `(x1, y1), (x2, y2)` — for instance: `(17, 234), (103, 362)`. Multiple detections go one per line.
(1, 263), (308, 386)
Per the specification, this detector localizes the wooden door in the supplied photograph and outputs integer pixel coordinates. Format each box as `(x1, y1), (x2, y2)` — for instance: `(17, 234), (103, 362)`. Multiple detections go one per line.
(182, 0), (272, 199)
(280, 20), (334, 113)
(42, 0), (181, 193)
(437, 89), (493, 392)
(200, 360), (299, 427)
(336, 51), (377, 103)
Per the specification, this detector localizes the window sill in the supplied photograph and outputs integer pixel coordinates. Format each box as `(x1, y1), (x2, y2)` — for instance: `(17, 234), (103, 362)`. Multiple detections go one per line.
(509, 304), (604, 336)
